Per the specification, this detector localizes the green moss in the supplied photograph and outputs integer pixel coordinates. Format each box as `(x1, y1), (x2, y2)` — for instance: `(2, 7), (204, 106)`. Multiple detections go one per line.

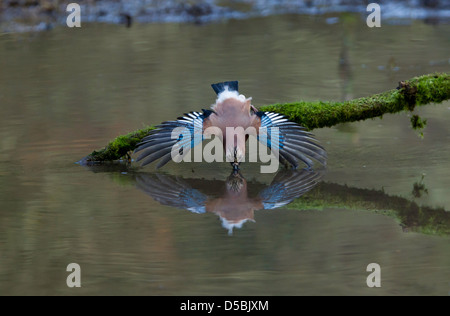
(260, 73), (450, 130)
(83, 126), (155, 163)
(410, 114), (427, 138)
(286, 182), (450, 236)
(410, 115), (427, 130)
(82, 73), (450, 162)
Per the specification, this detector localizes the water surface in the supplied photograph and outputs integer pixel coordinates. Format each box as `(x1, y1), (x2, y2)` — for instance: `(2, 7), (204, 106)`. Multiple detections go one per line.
(0, 15), (449, 295)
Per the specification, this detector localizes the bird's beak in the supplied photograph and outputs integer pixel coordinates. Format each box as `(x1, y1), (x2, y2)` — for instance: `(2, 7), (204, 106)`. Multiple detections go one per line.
(230, 146), (241, 172)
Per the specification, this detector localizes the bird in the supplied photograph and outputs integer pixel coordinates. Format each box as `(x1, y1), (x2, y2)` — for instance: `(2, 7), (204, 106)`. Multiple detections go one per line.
(134, 81), (327, 171)
(135, 169), (323, 234)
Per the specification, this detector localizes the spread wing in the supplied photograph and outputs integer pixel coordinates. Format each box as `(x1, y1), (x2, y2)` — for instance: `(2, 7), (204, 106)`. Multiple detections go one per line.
(253, 111), (327, 169)
(134, 110), (214, 168)
(258, 169), (322, 210)
(135, 173), (208, 214)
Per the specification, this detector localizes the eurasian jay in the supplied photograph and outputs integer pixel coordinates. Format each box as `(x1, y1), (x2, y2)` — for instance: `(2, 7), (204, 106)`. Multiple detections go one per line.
(135, 169), (322, 234)
(134, 81), (327, 170)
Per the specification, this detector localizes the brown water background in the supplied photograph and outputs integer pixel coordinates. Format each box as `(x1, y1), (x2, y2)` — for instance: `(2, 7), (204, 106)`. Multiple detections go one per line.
(0, 15), (449, 295)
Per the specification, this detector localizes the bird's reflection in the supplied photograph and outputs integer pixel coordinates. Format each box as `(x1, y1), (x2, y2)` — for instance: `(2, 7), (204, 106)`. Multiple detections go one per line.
(135, 169), (323, 234)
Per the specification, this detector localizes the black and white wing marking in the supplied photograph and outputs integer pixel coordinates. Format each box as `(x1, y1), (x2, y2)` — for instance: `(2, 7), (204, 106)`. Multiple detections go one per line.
(134, 110), (214, 168)
(135, 173), (208, 214)
(258, 169), (322, 210)
(256, 111), (327, 169)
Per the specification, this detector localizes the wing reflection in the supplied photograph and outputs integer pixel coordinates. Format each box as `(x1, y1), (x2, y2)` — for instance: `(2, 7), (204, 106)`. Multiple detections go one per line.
(135, 169), (323, 234)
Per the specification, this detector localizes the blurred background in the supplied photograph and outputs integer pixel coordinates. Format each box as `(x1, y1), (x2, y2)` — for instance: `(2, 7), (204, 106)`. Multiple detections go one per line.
(1, 0), (450, 31)
(0, 1), (449, 295)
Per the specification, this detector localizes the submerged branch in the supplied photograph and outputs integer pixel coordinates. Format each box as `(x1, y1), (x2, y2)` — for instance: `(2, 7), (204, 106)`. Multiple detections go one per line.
(80, 73), (449, 163)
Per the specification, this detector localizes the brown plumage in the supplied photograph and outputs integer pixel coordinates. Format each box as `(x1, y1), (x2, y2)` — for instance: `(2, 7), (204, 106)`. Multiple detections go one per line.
(134, 81), (327, 170)
(135, 169), (323, 234)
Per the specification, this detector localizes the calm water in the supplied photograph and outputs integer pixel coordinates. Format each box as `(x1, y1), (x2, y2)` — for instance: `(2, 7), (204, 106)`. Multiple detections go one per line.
(0, 15), (449, 295)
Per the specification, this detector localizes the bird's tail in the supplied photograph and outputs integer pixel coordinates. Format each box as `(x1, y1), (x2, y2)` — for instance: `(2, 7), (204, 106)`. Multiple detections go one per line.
(211, 81), (238, 95)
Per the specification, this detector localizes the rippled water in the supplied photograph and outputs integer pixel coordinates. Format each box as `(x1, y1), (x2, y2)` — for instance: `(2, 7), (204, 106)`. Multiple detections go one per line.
(0, 15), (449, 295)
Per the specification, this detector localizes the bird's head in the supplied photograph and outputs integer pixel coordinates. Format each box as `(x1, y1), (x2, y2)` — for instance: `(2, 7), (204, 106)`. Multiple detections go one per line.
(211, 86), (254, 114)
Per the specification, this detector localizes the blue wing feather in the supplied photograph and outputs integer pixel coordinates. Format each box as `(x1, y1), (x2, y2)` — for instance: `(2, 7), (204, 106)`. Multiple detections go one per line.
(259, 169), (322, 210)
(135, 110), (213, 168)
(256, 111), (327, 169)
(135, 174), (208, 214)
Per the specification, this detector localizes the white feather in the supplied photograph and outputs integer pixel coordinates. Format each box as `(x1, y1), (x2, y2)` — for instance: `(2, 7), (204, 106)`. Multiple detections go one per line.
(215, 87), (247, 104)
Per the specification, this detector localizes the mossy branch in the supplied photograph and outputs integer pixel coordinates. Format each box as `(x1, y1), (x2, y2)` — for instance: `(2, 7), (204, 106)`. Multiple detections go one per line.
(289, 182), (450, 236)
(80, 73), (450, 163)
(79, 127), (155, 164)
(259, 72), (450, 129)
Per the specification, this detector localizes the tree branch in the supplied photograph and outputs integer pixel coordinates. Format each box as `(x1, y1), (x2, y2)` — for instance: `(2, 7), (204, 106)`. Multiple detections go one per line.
(80, 73), (449, 164)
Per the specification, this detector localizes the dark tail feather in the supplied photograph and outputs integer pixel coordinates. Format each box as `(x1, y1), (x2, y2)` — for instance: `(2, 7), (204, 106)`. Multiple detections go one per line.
(211, 81), (238, 95)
